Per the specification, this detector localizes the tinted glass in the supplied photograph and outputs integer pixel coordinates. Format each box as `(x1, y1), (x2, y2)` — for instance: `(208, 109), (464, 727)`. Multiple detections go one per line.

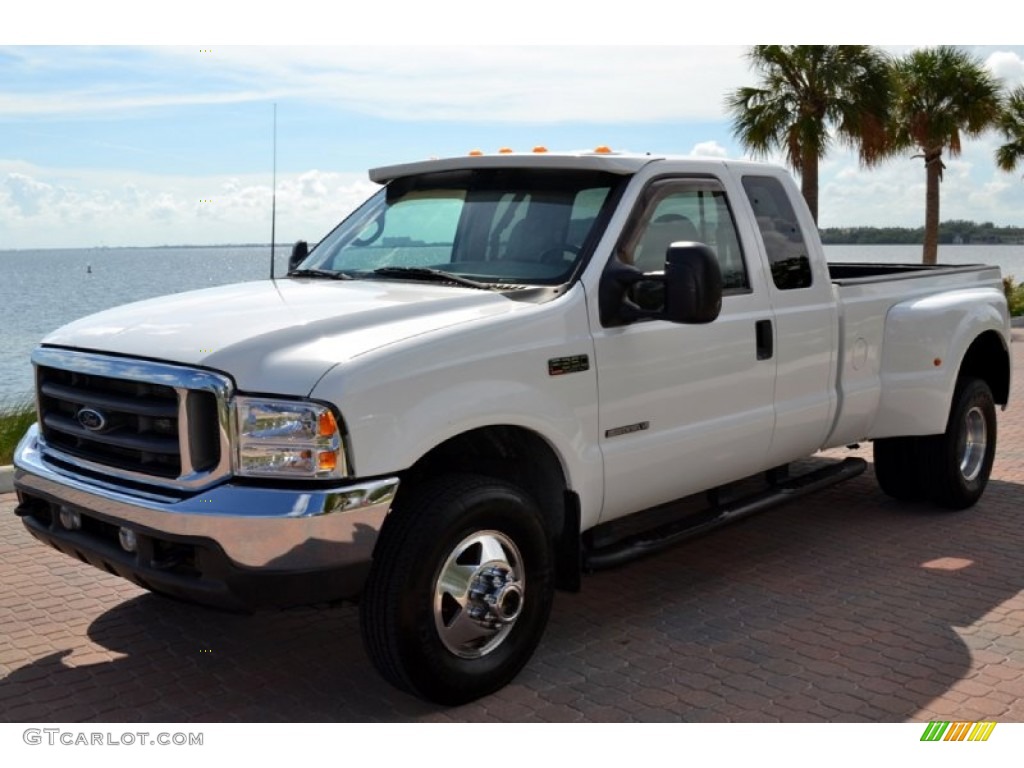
(304, 169), (620, 285)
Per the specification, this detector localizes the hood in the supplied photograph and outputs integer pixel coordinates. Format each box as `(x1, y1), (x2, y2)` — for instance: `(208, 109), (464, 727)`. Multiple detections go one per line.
(43, 278), (528, 395)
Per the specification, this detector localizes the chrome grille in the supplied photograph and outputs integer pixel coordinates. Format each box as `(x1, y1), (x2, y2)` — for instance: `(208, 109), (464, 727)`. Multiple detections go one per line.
(39, 366), (182, 477)
(32, 348), (233, 491)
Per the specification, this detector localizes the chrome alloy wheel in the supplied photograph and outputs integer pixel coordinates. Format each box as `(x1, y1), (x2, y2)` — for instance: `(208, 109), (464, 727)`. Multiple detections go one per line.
(959, 405), (988, 482)
(433, 530), (525, 659)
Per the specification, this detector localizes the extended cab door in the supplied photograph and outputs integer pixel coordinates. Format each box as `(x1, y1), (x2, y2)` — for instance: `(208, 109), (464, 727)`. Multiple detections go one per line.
(738, 172), (838, 459)
(591, 175), (778, 522)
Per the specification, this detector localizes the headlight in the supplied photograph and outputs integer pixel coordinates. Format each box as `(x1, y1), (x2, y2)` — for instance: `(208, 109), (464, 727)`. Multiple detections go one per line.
(234, 397), (348, 479)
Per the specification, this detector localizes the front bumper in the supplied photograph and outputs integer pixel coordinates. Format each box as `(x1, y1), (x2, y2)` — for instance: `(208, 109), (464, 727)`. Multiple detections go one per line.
(13, 424), (399, 610)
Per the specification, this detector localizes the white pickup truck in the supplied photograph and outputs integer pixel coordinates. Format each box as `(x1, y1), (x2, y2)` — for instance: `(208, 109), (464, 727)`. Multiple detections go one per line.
(13, 149), (1011, 704)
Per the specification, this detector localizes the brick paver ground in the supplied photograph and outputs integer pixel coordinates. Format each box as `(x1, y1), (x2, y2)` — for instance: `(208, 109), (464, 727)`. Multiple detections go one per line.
(2, 337), (1023, 722)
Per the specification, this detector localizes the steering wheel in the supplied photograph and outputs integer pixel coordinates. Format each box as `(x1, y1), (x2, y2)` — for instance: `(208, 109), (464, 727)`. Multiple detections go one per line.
(539, 244), (581, 264)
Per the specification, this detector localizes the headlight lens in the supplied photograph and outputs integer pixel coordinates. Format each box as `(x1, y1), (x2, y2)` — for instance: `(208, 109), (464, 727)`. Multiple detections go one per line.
(234, 397), (347, 479)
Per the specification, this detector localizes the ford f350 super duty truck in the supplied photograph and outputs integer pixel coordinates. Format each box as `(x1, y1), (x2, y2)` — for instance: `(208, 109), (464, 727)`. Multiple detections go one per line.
(13, 149), (1012, 704)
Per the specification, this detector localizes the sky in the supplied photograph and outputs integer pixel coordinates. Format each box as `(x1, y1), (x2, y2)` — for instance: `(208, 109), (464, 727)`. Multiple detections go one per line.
(3, 7), (1024, 249)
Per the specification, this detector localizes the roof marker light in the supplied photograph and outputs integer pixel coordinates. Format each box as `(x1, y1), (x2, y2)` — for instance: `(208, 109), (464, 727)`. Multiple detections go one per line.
(593, 145), (613, 154)
(468, 149), (484, 156)
(498, 147), (514, 154)
(532, 146), (548, 153)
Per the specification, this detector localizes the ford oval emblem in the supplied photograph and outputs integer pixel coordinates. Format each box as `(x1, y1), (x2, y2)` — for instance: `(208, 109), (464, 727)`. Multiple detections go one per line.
(76, 407), (107, 432)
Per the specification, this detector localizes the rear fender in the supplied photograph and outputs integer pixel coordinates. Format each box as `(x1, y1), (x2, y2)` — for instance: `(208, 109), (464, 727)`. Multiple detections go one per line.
(870, 287), (1009, 438)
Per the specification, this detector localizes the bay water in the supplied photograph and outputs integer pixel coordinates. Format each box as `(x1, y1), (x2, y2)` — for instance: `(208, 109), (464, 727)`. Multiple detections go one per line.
(1, 243), (1021, 403)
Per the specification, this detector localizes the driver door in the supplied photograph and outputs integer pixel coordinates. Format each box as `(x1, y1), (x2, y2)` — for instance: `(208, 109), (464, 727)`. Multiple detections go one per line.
(592, 177), (778, 522)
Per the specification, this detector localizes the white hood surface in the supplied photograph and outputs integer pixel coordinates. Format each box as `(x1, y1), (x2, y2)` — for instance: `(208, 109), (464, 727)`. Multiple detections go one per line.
(42, 278), (528, 395)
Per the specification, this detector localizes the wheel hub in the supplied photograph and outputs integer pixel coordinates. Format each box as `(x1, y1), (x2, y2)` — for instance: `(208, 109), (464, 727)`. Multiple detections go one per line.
(959, 405), (988, 482)
(468, 565), (524, 626)
(433, 531), (525, 659)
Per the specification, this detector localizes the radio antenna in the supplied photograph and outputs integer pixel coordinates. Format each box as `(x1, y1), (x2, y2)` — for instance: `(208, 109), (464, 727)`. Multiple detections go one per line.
(270, 102), (277, 280)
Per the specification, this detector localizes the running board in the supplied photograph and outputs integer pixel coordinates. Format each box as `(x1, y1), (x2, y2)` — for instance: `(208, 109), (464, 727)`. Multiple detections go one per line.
(584, 457), (867, 571)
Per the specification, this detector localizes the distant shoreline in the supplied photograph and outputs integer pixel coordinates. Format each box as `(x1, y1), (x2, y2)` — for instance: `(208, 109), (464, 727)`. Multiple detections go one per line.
(4, 241), (1024, 253)
(0, 244), (273, 254)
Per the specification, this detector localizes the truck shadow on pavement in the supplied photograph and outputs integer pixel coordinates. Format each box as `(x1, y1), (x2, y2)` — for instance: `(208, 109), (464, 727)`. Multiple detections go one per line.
(2, 469), (1022, 722)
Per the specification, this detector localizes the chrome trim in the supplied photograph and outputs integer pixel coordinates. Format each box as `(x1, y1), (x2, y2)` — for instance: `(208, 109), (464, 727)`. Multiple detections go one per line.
(32, 347), (234, 491)
(14, 424), (399, 571)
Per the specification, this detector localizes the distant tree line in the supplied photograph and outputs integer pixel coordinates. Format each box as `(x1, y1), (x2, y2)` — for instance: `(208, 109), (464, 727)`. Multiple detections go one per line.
(820, 220), (1024, 245)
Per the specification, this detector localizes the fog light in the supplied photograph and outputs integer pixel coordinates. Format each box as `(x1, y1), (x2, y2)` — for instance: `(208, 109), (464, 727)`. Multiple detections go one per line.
(59, 507), (81, 531)
(118, 527), (138, 553)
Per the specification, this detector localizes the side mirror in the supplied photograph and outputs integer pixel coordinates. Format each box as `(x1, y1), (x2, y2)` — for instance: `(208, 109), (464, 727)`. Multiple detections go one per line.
(599, 242), (722, 327)
(288, 240), (309, 272)
(663, 243), (722, 324)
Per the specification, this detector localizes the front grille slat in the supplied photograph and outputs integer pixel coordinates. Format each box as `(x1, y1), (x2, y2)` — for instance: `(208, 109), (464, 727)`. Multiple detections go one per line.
(40, 381), (179, 418)
(32, 349), (233, 490)
(43, 413), (180, 454)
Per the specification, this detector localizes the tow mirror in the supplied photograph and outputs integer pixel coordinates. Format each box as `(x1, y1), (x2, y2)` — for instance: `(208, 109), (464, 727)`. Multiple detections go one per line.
(663, 243), (722, 324)
(288, 240), (309, 272)
(599, 242), (722, 326)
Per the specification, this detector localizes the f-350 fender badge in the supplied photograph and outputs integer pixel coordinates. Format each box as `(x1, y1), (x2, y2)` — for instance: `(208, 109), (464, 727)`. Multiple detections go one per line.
(548, 354), (590, 376)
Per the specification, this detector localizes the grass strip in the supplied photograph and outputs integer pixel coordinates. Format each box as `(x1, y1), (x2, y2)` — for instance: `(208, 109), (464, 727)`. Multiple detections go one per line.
(0, 396), (35, 466)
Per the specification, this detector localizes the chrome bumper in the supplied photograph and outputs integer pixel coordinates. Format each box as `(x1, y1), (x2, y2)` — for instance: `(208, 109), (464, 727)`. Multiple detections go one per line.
(14, 424), (398, 573)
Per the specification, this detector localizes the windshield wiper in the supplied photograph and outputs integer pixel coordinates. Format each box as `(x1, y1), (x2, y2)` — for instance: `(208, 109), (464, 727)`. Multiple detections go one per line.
(287, 268), (354, 280)
(372, 267), (496, 291)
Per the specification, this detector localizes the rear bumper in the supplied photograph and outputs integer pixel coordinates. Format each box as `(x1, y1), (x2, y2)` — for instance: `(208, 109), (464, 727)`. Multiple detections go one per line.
(13, 424), (399, 610)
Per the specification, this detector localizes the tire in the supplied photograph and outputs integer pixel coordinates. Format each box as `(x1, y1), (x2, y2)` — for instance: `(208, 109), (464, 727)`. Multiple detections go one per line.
(360, 474), (555, 705)
(873, 436), (925, 501)
(919, 377), (997, 510)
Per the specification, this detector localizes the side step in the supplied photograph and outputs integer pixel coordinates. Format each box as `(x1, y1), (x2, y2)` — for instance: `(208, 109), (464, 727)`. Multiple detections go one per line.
(584, 457), (867, 571)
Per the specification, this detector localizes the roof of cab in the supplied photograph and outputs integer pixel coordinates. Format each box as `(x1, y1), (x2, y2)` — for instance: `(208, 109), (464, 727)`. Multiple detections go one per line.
(368, 150), (664, 184)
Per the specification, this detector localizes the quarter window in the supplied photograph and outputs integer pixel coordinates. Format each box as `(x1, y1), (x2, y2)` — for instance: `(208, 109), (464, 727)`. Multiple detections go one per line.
(741, 176), (813, 290)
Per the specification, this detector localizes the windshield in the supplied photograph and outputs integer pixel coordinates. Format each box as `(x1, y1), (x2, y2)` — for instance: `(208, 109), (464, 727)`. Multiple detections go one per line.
(299, 168), (621, 285)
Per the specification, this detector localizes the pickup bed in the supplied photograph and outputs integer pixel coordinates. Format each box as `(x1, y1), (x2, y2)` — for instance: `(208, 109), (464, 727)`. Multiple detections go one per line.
(13, 149), (1011, 704)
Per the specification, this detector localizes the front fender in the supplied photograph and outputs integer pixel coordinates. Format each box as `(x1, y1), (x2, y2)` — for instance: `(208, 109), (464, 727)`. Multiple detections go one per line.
(310, 285), (606, 528)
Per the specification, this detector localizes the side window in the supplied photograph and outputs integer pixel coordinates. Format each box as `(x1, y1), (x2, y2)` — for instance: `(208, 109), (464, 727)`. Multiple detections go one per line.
(741, 175), (813, 290)
(619, 179), (749, 292)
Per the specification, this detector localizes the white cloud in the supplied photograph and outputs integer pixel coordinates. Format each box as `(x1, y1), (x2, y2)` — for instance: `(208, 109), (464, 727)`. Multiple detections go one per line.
(3, 46), (751, 124)
(986, 50), (1024, 88)
(4, 173), (52, 216)
(819, 136), (1024, 228)
(690, 141), (728, 158)
(0, 163), (373, 248)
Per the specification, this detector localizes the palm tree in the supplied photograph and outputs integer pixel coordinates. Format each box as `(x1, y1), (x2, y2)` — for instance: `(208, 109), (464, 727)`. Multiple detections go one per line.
(889, 47), (1003, 265)
(996, 85), (1024, 176)
(726, 45), (893, 224)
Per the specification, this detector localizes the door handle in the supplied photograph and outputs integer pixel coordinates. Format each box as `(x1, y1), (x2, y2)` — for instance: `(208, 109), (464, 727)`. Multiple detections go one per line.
(756, 319), (773, 360)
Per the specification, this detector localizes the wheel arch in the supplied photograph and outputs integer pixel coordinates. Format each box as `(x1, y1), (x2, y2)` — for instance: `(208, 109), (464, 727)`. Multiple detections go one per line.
(394, 425), (582, 591)
(957, 329), (1010, 405)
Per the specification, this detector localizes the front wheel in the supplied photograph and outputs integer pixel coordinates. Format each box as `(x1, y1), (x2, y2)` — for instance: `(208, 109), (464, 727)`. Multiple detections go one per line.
(920, 377), (997, 510)
(360, 474), (554, 705)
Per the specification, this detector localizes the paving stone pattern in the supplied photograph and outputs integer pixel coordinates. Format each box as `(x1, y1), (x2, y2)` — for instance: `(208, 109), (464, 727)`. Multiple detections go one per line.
(2, 340), (1023, 722)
